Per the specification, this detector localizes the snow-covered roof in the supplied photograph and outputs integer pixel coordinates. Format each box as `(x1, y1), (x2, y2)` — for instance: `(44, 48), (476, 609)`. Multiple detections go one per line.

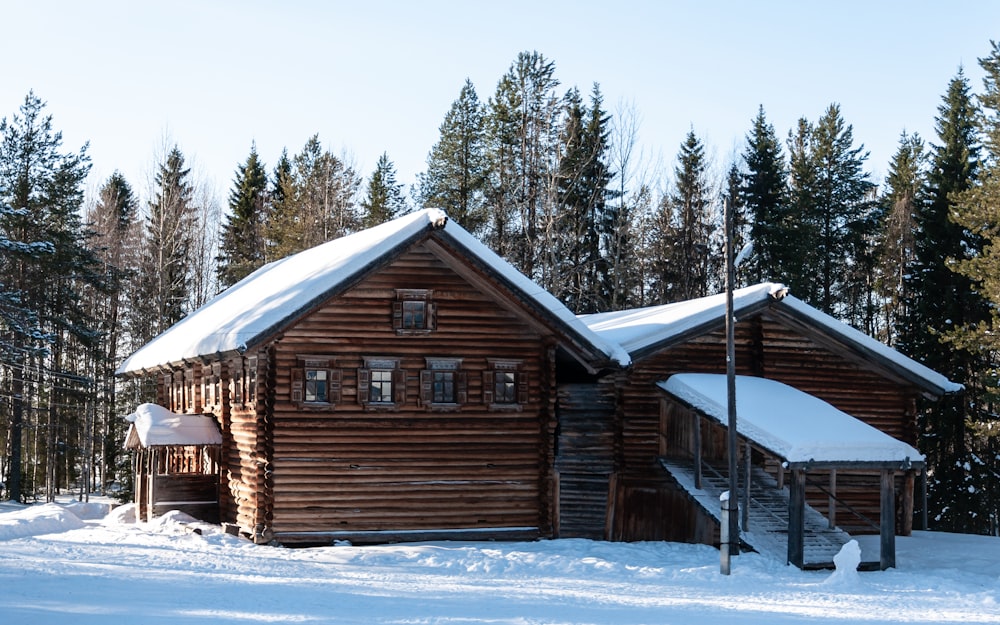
(582, 283), (960, 397)
(658, 374), (924, 468)
(117, 208), (627, 375)
(123, 403), (222, 449)
(582, 283), (786, 357)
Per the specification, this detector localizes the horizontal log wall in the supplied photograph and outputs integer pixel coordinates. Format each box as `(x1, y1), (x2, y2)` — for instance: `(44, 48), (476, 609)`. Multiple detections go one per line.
(617, 311), (924, 540)
(267, 244), (553, 542)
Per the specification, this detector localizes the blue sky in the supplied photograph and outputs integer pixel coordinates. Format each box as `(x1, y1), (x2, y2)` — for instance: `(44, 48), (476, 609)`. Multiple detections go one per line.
(2, 1), (998, 205)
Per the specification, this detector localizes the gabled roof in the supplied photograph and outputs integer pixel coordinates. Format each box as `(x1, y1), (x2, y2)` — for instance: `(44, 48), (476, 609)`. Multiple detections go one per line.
(117, 209), (628, 376)
(658, 374), (923, 469)
(123, 403), (222, 449)
(582, 283), (961, 398)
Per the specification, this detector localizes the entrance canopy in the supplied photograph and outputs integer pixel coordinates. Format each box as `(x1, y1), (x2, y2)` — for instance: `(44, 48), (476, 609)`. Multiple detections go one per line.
(123, 403), (222, 449)
(657, 374), (923, 470)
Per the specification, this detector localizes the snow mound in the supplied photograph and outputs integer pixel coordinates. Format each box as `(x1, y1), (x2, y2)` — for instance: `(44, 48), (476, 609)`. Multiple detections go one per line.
(105, 503), (137, 524)
(0, 503), (85, 541)
(824, 539), (862, 587)
(61, 500), (114, 520)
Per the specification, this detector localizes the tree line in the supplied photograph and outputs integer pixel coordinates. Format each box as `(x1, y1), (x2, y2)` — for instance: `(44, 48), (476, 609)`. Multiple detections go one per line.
(2, 44), (1000, 535)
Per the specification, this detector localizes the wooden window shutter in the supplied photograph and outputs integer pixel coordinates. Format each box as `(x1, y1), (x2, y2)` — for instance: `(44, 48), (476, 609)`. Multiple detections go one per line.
(456, 371), (468, 404)
(420, 369), (432, 406)
(329, 369), (342, 404)
(482, 370), (494, 405)
(291, 367), (303, 404)
(427, 302), (438, 331)
(393, 368), (407, 404)
(392, 301), (403, 330)
(357, 368), (371, 405)
(517, 371), (528, 404)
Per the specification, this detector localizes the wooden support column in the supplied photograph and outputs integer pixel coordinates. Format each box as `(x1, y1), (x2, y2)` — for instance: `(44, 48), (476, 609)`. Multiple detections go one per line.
(880, 469), (896, 570)
(828, 469), (837, 529)
(902, 470), (915, 536)
(742, 440), (751, 532)
(787, 469), (805, 568)
(693, 411), (702, 490)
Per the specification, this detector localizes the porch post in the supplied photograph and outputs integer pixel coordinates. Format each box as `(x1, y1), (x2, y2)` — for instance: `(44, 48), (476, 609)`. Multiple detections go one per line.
(787, 468), (805, 568)
(693, 411), (702, 490)
(828, 469), (837, 529)
(880, 469), (896, 570)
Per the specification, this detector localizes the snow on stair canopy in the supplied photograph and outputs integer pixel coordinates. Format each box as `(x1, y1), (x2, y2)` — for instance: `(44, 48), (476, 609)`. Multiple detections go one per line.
(658, 374), (924, 469)
(123, 403), (222, 449)
(115, 208), (628, 375)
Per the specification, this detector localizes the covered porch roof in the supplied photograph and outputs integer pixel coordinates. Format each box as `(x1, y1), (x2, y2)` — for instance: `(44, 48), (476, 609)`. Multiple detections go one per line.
(123, 403), (222, 449)
(657, 374), (924, 471)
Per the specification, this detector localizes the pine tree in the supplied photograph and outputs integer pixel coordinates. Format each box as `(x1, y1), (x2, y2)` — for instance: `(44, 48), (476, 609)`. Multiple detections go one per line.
(83, 171), (140, 498)
(417, 80), (487, 234)
(808, 104), (876, 318)
(0, 92), (97, 502)
(783, 117), (822, 303)
(740, 106), (789, 285)
(876, 132), (925, 344)
(361, 153), (407, 228)
(218, 144), (268, 289)
(902, 69), (986, 532)
(265, 149), (293, 263)
(483, 51), (560, 278)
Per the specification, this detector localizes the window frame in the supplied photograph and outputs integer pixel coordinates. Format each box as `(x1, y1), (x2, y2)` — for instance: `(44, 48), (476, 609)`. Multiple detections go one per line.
(393, 289), (437, 335)
(420, 358), (467, 410)
(291, 356), (341, 409)
(358, 357), (406, 410)
(483, 359), (526, 411)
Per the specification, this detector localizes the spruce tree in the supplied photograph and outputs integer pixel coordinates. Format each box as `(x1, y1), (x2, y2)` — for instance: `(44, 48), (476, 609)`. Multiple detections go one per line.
(264, 135), (360, 259)
(941, 45), (1000, 533)
(902, 69), (986, 532)
(740, 106), (789, 285)
(218, 144), (268, 289)
(417, 80), (487, 234)
(134, 146), (196, 341)
(361, 153), (407, 228)
(652, 130), (719, 303)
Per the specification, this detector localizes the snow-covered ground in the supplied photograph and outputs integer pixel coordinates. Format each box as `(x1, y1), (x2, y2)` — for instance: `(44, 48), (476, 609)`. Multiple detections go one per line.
(1, 499), (998, 624)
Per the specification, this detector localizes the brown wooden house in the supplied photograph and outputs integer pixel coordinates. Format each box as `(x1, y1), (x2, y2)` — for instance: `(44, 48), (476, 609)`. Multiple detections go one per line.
(117, 209), (623, 545)
(117, 210), (958, 567)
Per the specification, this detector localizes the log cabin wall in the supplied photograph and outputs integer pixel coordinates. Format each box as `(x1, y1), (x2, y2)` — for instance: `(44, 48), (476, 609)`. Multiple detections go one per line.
(262, 243), (557, 544)
(615, 310), (925, 541)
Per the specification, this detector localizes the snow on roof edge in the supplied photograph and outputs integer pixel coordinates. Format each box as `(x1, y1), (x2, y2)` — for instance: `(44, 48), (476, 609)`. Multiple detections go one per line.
(777, 295), (963, 396)
(116, 209), (446, 375)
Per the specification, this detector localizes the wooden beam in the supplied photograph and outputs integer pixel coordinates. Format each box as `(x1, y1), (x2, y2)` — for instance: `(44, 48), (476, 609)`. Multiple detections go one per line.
(902, 470), (915, 536)
(828, 469), (837, 529)
(787, 469), (805, 568)
(880, 469), (896, 570)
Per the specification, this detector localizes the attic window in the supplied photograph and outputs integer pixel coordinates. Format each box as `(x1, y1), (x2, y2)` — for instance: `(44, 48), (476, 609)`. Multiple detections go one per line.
(393, 289), (436, 334)
(292, 357), (341, 408)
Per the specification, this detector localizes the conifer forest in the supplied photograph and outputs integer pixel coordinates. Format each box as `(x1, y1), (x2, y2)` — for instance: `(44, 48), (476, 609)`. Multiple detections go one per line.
(3, 43), (1000, 536)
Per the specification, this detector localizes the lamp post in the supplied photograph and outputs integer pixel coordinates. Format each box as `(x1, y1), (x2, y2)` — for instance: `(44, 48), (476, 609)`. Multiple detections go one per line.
(721, 197), (739, 575)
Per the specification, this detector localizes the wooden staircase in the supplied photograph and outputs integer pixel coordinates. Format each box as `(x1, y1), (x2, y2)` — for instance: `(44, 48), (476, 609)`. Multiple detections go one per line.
(660, 458), (865, 569)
